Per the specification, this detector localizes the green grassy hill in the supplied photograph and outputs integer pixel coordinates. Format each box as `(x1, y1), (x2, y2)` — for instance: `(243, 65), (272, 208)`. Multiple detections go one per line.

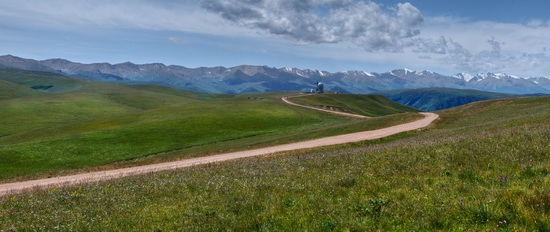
(0, 78), (42, 100)
(1, 96), (547, 231)
(379, 88), (516, 111)
(289, 93), (419, 116)
(0, 69), (419, 181)
(0, 69), (81, 95)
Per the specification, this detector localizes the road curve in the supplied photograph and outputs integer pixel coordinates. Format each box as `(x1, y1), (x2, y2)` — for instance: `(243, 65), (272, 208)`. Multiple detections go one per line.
(0, 97), (438, 197)
(282, 96), (369, 119)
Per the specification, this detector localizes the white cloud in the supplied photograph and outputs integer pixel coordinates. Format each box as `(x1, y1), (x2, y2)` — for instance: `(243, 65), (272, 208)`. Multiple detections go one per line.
(196, 1), (550, 76)
(0, 0), (255, 37)
(200, 0), (424, 51)
(410, 17), (550, 76)
(168, 37), (186, 45)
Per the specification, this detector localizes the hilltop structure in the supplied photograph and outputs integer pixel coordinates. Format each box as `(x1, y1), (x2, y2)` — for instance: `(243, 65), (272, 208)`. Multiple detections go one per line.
(316, 81), (324, 93)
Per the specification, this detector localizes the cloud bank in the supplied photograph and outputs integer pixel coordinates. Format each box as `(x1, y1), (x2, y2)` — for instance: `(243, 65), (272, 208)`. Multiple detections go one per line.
(199, 0), (550, 76)
(201, 0), (423, 51)
(412, 19), (550, 75)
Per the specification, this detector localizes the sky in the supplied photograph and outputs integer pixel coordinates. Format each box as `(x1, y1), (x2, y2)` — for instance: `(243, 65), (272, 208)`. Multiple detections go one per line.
(1, 0), (550, 77)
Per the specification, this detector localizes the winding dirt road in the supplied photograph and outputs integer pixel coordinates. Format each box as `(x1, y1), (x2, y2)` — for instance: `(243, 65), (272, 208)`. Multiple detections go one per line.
(0, 97), (438, 196)
(282, 96), (369, 118)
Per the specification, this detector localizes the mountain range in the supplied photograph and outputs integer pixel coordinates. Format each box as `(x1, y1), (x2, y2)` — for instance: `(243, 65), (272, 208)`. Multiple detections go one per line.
(1, 55), (549, 94)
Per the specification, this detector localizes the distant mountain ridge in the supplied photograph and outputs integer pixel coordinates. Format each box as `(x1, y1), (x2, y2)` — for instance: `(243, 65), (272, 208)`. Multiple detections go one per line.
(1, 54), (549, 94)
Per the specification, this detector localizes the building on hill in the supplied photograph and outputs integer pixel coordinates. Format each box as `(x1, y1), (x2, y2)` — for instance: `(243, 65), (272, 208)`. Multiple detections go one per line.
(316, 81), (324, 93)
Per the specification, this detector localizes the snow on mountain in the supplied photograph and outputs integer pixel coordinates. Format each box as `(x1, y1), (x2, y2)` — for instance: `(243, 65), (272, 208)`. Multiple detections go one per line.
(390, 68), (414, 76)
(477, 73), (489, 80)
(415, 70), (433, 75)
(1, 55), (550, 94)
(453, 73), (475, 82)
(527, 76), (550, 91)
(280, 67), (312, 78)
(338, 70), (376, 77)
(473, 72), (523, 81)
(316, 70), (329, 77)
(528, 77), (547, 85)
(363, 71), (374, 77)
(390, 68), (437, 77)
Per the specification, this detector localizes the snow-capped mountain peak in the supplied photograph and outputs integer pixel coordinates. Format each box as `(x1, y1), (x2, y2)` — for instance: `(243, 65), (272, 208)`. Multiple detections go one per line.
(477, 73), (489, 79)
(316, 70), (329, 77)
(528, 76), (550, 85)
(475, 72), (520, 80)
(390, 68), (438, 77)
(494, 73), (506, 79)
(453, 73), (475, 82)
(415, 70), (432, 75)
(363, 71), (374, 77)
(1, 54), (550, 95)
(390, 68), (414, 76)
(281, 67), (308, 77)
(340, 70), (375, 77)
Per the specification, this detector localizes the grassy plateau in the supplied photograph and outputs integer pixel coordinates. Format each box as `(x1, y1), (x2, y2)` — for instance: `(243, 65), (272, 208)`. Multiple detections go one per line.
(289, 93), (419, 117)
(0, 69), (548, 231)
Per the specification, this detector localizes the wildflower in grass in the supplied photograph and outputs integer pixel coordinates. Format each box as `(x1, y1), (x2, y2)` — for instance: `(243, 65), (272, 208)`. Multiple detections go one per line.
(499, 175), (511, 186)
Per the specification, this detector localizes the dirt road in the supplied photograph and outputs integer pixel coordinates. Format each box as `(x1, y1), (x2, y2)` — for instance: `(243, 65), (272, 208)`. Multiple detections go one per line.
(282, 96), (369, 118)
(0, 97), (438, 196)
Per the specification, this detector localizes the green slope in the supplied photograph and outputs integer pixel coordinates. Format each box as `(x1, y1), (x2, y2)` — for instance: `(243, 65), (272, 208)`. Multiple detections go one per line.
(0, 79), (43, 100)
(0, 69), (81, 94)
(380, 88), (516, 111)
(0, 70), (201, 137)
(2, 96), (547, 230)
(289, 93), (419, 116)
(0, 69), (420, 181)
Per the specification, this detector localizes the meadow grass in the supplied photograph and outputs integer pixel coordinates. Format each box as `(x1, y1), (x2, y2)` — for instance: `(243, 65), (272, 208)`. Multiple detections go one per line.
(1, 97), (548, 230)
(0, 78), (42, 100)
(0, 69), (81, 94)
(0, 70), (419, 181)
(290, 93), (419, 117)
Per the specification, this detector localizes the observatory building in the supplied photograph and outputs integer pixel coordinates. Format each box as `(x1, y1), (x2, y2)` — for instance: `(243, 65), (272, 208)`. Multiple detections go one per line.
(316, 81), (324, 93)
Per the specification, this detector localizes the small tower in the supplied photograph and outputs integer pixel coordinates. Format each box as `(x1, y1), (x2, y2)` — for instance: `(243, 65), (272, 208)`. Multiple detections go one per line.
(316, 81), (324, 93)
